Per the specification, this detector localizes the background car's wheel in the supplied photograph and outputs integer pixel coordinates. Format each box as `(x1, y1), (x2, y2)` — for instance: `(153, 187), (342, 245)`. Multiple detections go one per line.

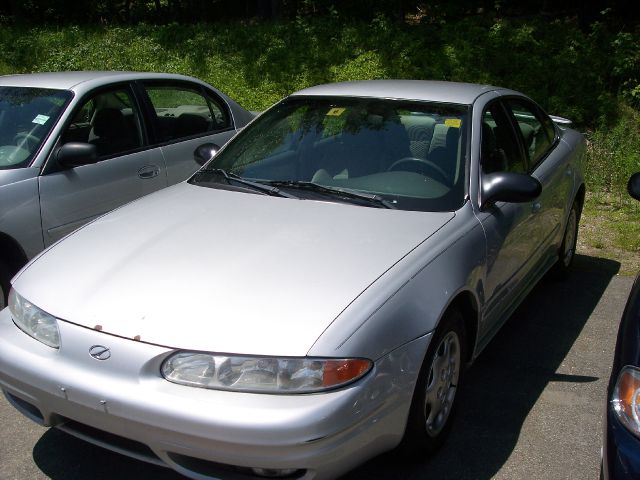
(0, 261), (10, 310)
(552, 200), (580, 278)
(398, 308), (467, 458)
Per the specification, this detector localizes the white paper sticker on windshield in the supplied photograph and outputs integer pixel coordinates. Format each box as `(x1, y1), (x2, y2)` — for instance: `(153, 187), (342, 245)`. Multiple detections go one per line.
(32, 114), (50, 125)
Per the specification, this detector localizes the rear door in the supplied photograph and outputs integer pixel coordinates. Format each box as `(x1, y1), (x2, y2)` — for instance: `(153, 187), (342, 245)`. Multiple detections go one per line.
(39, 84), (167, 246)
(138, 81), (237, 184)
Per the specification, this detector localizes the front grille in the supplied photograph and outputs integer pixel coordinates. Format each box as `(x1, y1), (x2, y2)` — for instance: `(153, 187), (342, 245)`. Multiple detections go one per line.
(57, 418), (164, 466)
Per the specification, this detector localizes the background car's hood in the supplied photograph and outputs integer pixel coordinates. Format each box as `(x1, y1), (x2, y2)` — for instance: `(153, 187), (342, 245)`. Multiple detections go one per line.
(15, 183), (454, 356)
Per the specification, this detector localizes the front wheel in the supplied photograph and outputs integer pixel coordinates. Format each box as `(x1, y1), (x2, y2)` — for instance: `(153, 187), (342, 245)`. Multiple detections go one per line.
(398, 309), (466, 458)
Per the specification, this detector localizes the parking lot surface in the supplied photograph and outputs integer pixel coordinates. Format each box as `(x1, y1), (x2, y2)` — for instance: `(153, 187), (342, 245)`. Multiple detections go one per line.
(0, 254), (632, 480)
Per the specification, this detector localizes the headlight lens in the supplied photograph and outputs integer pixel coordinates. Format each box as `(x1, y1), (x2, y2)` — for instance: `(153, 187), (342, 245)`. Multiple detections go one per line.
(8, 288), (60, 349)
(162, 352), (372, 393)
(612, 365), (640, 437)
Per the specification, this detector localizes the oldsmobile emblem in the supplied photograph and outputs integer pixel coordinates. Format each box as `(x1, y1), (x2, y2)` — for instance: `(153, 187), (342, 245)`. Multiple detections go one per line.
(89, 345), (111, 361)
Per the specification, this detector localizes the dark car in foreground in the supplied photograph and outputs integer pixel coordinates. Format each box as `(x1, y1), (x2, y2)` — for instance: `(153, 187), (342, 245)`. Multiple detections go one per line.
(0, 71), (254, 308)
(603, 172), (640, 479)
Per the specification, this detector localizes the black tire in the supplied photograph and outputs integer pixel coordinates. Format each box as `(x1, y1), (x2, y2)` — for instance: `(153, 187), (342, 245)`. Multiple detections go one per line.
(0, 261), (10, 310)
(552, 201), (580, 278)
(398, 309), (467, 459)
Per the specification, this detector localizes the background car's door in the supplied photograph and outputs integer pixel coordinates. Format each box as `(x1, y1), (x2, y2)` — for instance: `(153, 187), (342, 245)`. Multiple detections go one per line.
(139, 81), (237, 184)
(39, 85), (167, 246)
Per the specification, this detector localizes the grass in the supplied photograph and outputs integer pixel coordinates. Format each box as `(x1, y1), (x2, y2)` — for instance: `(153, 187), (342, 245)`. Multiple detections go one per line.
(579, 193), (640, 275)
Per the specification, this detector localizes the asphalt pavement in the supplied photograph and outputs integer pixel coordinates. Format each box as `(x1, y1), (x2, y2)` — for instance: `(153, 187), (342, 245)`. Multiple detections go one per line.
(0, 254), (633, 480)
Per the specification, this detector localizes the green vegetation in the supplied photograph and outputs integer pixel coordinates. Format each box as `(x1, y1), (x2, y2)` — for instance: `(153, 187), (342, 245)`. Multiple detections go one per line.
(0, 16), (638, 263)
(0, 18), (635, 120)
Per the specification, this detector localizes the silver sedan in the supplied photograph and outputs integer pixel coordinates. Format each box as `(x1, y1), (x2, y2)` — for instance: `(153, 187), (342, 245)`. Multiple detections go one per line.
(0, 80), (585, 479)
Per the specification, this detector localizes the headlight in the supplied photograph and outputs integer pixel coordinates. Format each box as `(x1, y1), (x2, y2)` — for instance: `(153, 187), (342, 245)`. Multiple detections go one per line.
(162, 352), (372, 393)
(612, 365), (640, 437)
(8, 289), (60, 349)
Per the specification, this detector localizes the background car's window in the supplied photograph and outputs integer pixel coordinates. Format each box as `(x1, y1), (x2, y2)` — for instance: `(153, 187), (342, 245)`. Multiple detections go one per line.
(144, 85), (230, 142)
(62, 88), (143, 158)
(206, 96), (469, 212)
(0, 87), (72, 169)
(481, 103), (526, 174)
(504, 98), (555, 169)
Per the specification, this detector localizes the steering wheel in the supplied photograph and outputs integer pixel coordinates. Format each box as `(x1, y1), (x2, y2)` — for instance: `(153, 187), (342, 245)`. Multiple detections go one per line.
(387, 157), (450, 185)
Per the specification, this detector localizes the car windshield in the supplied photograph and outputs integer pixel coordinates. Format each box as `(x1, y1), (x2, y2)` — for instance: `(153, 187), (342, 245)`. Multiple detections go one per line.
(203, 96), (469, 212)
(0, 86), (72, 170)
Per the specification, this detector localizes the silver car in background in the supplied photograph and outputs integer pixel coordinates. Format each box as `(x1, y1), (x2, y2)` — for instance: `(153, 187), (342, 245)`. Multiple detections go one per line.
(0, 80), (585, 479)
(0, 71), (254, 308)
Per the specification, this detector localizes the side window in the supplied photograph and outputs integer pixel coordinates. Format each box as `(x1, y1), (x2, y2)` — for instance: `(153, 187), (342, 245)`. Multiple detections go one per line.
(143, 84), (230, 143)
(481, 102), (526, 174)
(504, 98), (555, 169)
(62, 88), (143, 158)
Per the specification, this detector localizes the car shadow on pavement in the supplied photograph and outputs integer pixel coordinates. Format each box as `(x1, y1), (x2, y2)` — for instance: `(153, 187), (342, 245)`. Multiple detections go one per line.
(31, 254), (619, 480)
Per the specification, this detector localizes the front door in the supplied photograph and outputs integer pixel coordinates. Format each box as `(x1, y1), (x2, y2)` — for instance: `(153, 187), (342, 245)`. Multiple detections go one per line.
(39, 86), (167, 246)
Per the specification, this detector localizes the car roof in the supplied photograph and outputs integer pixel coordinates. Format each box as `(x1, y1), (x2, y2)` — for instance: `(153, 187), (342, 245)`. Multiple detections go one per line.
(0, 71), (208, 92)
(292, 80), (519, 105)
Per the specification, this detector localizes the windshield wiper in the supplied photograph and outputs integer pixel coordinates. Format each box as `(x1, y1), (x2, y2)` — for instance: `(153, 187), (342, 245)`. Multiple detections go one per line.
(193, 168), (298, 199)
(267, 180), (396, 209)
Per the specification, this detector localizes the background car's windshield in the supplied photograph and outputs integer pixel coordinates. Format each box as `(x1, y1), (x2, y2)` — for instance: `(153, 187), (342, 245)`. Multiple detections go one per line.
(0, 86), (72, 170)
(211, 96), (469, 212)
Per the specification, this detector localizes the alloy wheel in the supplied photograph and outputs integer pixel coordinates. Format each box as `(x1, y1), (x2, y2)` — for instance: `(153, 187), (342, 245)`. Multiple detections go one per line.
(423, 331), (461, 437)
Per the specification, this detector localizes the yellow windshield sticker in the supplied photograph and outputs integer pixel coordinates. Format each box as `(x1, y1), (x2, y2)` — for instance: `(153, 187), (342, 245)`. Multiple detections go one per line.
(445, 118), (462, 128)
(326, 107), (346, 117)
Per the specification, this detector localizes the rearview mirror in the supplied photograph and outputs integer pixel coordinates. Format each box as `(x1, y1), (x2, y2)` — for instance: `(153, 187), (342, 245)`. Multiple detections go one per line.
(481, 172), (542, 208)
(628, 172), (640, 201)
(194, 143), (220, 166)
(56, 142), (98, 168)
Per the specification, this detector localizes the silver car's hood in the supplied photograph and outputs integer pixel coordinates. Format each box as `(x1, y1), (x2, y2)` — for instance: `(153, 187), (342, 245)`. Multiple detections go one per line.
(14, 183), (454, 356)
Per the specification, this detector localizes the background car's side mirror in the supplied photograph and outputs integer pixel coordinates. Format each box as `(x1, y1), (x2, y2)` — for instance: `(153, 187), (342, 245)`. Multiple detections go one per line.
(628, 172), (640, 201)
(481, 171), (542, 208)
(56, 142), (98, 168)
(194, 143), (220, 166)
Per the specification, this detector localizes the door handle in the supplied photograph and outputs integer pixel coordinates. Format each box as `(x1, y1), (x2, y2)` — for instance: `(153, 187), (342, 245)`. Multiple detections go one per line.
(138, 165), (160, 179)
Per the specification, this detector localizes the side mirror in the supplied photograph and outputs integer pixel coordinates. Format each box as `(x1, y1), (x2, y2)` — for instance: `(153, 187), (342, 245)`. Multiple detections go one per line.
(56, 142), (98, 168)
(481, 172), (542, 208)
(194, 143), (220, 166)
(628, 172), (640, 201)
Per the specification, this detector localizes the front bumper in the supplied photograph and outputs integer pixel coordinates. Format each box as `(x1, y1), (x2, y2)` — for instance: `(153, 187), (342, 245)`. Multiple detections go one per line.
(0, 308), (430, 479)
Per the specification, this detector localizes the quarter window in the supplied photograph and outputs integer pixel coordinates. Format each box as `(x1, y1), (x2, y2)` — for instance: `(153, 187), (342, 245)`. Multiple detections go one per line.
(143, 85), (230, 142)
